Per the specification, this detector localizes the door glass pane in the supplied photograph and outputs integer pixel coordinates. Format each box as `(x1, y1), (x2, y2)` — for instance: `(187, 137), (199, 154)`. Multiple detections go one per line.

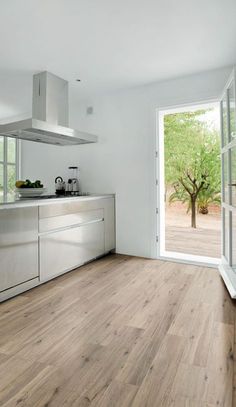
(222, 94), (228, 146)
(229, 81), (236, 141)
(231, 147), (236, 207)
(232, 211), (236, 268)
(223, 208), (229, 261)
(7, 165), (16, 195)
(0, 164), (3, 198)
(7, 137), (16, 163)
(223, 152), (229, 203)
(0, 137), (3, 162)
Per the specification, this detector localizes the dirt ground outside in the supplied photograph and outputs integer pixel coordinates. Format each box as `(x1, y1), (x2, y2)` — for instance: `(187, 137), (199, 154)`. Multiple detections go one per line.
(165, 201), (221, 258)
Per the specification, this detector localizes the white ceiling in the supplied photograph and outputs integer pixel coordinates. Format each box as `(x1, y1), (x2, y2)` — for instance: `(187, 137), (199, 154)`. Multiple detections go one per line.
(0, 0), (236, 115)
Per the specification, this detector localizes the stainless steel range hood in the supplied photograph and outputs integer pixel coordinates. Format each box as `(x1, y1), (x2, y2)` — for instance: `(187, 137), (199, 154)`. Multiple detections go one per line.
(0, 71), (97, 145)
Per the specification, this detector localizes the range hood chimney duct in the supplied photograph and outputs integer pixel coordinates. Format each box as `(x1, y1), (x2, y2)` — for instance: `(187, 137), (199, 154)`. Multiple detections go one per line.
(33, 72), (69, 127)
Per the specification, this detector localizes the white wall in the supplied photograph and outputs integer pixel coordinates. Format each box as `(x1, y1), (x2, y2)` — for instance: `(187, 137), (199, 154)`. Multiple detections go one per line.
(21, 66), (231, 258)
(21, 141), (83, 192)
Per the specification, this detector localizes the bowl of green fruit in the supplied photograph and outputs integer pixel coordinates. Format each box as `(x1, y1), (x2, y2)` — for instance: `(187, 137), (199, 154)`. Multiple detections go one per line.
(15, 179), (46, 197)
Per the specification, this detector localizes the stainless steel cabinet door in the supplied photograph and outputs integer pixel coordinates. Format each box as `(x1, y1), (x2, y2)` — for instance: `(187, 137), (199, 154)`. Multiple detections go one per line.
(104, 197), (115, 252)
(39, 220), (105, 281)
(0, 207), (39, 292)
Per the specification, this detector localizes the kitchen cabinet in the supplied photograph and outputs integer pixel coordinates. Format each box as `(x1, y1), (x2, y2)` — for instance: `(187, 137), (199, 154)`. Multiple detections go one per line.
(104, 197), (115, 252)
(0, 207), (38, 292)
(40, 220), (105, 281)
(0, 195), (115, 301)
(39, 197), (115, 281)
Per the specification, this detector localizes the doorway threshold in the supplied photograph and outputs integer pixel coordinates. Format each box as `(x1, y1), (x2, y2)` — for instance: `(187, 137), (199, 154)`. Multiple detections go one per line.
(159, 250), (220, 268)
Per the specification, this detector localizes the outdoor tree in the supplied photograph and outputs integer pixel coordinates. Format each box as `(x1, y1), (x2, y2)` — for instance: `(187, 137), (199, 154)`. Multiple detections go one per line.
(164, 110), (221, 228)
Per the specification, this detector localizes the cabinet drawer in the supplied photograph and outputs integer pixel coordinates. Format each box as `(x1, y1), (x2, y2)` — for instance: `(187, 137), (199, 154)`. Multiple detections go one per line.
(39, 199), (105, 219)
(39, 220), (105, 281)
(39, 209), (104, 233)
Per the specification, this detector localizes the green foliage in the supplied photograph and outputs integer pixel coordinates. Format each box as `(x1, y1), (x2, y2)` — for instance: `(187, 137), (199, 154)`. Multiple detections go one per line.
(0, 137), (3, 161)
(169, 187), (189, 209)
(8, 166), (16, 193)
(0, 137), (17, 196)
(164, 109), (221, 227)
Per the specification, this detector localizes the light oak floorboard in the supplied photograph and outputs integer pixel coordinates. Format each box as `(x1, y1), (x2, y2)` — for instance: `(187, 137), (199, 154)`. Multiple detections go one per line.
(0, 254), (235, 407)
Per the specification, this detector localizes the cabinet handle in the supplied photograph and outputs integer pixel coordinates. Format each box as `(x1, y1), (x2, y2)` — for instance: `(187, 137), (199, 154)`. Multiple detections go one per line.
(39, 218), (104, 237)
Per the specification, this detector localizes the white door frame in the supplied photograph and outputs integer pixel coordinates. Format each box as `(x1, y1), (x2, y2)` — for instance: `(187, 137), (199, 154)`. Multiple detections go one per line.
(155, 99), (221, 267)
(218, 67), (236, 297)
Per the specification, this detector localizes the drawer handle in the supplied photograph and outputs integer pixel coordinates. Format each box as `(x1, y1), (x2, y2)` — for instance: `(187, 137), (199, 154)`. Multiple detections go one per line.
(39, 218), (104, 236)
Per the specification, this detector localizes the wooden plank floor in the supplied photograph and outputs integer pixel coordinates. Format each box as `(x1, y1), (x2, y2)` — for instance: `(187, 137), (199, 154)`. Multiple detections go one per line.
(0, 254), (235, 407)
(166, 226), (221, 258)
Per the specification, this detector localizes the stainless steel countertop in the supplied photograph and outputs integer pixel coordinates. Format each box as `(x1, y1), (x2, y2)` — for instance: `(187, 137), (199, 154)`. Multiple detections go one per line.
(0, 194), (115, 210)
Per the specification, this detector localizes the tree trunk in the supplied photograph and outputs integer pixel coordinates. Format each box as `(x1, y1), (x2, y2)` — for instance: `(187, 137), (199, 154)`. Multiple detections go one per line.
(191, 197), (197, 228)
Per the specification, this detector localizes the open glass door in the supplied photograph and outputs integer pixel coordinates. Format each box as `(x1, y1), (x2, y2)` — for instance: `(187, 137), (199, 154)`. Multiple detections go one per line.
(219, 67), (236, 297)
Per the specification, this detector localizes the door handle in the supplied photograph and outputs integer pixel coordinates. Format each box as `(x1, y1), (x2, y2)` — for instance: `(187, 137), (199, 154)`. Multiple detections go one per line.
(228, 183), (236, 186)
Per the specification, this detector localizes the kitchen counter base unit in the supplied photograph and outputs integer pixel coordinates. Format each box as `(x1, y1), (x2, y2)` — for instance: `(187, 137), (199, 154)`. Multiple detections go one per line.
(0, 278), (40, 302)
(0, 195), (115, 302)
